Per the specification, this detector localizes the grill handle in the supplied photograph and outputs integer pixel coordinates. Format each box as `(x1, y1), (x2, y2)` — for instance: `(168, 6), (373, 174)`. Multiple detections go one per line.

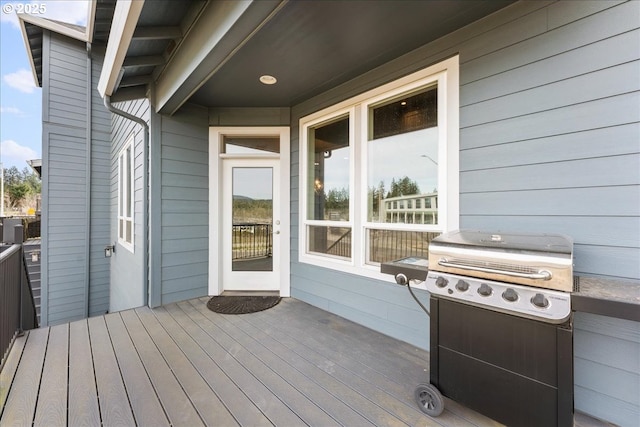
(437, 258), (552, 280)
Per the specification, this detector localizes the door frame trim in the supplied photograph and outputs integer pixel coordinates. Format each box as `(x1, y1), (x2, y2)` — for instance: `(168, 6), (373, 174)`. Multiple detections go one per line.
(208, 126), (290, 297)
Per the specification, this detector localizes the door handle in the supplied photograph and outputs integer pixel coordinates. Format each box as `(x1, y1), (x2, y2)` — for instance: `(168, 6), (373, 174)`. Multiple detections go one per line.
(273, 230), (280, 234)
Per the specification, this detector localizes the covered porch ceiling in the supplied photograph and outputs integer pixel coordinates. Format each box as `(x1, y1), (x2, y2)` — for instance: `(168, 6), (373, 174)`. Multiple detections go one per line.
(103, 0), (515, 114)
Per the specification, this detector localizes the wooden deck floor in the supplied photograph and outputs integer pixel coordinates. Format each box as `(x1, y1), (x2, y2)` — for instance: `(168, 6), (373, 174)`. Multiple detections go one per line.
(1, 297), (611, 426)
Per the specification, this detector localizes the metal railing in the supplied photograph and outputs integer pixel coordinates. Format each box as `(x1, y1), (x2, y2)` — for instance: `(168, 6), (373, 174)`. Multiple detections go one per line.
(0, 227), (38, 369)
(368, 229), (440, 263)
(326, 228), (352, 258)
(232, 223), (273, 260)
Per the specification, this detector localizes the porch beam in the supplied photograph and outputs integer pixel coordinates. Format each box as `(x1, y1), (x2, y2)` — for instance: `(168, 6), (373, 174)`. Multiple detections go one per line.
(132, 26), (182, 40)
(154, 0), (287, 115)
(119, 75), (152, 88)
(122, 55), (165, 68)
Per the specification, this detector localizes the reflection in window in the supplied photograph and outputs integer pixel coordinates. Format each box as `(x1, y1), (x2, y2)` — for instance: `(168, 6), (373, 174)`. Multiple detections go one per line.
(372, 87), (437, 139)
(223, 136), (279, 154)
(308, 226), (351, 259)
(368, 229), (439, 263)
(307, 115), (350, 221)
(306, 115), (351, 259)
(118, 136), (134, 251)
(367, 86), (438, 226)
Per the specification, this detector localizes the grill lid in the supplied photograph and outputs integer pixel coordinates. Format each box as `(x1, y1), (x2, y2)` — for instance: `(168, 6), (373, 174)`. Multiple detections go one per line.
(428, 230), (574, 292)
(431, 230), (573, 254)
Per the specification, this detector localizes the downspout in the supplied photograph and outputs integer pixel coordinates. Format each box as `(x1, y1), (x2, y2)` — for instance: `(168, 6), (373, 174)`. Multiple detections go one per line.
(85, 42), (92, 318)
(104, 94), (150, 307)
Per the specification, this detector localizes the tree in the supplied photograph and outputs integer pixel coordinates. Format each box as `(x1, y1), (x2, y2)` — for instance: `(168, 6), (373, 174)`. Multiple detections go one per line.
(325, 187), (349, 211)
(386, 176), (420, 198)
(3, 166), (41, 210)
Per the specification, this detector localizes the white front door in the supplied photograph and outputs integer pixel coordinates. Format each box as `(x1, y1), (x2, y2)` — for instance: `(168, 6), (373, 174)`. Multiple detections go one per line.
(209, 126), (290, 297)
(222, 159), (280, 291)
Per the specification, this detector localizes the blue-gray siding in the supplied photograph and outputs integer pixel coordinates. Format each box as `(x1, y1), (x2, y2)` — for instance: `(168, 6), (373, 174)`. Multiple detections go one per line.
(89, 55), (112, 317)
(109, 99), (148, 312)
(574, 312), (640, 427)
(157, 104), (209, 305)
(40, 32), (111, 325)
(289, 1), (639, 425)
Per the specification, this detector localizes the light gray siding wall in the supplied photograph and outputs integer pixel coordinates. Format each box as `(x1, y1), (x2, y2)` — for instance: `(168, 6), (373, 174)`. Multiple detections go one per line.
(290, 2), (639, 425)
(40, 33), (112, 324)
(109, 99), (148, 312)
(41, 32), (89, 326)
(157, 104), (209, 305)
(88, 55), (112, 316)
(574, 312), (640, 427)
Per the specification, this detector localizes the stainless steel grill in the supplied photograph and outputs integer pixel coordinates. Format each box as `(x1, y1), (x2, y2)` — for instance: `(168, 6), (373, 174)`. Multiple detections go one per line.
(428, 229), (574, 291)
(381, 229), (575, 427)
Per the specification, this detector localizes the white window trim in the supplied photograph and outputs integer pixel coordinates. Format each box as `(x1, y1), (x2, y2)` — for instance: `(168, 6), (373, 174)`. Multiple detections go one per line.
(299, 56), (459, 281)
(118, 134), (135, 252)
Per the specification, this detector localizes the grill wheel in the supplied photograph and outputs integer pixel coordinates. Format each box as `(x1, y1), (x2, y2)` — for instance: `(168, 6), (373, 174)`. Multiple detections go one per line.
(415, 383), (445, 417)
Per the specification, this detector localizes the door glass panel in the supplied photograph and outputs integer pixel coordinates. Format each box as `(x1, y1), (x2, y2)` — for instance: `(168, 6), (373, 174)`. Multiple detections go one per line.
(232, 167), (273, 271)
(224, 136), (280, 154)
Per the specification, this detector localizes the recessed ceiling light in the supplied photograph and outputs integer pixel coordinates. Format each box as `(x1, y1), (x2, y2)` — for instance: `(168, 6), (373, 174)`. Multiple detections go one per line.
(400, 101), (407, 106)
(259, 75), (277, 85)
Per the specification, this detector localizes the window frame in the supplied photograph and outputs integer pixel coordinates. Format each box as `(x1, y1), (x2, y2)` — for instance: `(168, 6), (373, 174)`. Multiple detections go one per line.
(118, 134), (135, 252)
(299, 56), (459, 279)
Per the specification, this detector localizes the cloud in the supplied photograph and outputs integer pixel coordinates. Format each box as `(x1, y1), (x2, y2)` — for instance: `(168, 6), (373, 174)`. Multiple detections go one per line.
(0, 4), (19, 29)
(1, 140), (39, 167)
(0, 106), (25, 115)
(40, 1), (89, 26)
(0, 1), (89, 30)
(3, 68), (36, 93)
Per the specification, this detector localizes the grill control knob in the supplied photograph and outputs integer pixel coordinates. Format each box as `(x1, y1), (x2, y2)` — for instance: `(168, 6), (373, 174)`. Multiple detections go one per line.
(455, 280), (469, 292)
(502, 288), (519, 302)
(435, 277), (448, 288)
(395, 273), (408, 286)
(478, 283), (492, 297)
(531, 293), (549, 308)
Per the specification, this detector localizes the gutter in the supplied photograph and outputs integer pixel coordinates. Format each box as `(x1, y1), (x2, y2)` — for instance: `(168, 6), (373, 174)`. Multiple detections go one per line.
(103, 95), (150, 307)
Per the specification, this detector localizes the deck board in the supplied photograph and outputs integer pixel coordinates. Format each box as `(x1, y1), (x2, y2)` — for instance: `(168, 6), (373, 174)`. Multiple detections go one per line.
(103, 312), (170, 426)
(88, 315), (136, 426)
(190, 299), (382, 427)
(0, 334), (27, 414)
(33, 324), (68, 427)
(153, 305), (272, 426)
(208, 300), (412, 427)
(237, 299), (453, 427)
(1, 327), (48, 425)
(119, 309), (206, 426)
(67, 319), (101, 426)
(0, 297), (614, 427)
(169, 300), (306, 426)
(134, 306), (239, 426)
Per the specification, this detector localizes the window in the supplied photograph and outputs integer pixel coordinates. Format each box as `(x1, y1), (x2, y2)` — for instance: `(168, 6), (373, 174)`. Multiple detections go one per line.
(118, 135), (134, 251)
(305, 113), (352, 259)
(299, 56), (459, 278)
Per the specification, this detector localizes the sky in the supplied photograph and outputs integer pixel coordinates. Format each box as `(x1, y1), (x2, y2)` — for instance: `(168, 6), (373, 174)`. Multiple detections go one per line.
(1, 0), (89, 171)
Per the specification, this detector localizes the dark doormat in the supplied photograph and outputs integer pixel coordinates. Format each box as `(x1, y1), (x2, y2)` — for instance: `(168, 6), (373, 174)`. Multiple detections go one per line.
(206, 295), (281, 314)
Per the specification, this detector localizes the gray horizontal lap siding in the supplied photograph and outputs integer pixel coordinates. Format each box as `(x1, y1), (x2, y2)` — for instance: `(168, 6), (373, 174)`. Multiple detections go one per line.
(109, 99), (148, 312)
(89, 56), (111, 316)
(290, 1), (639, 425)
(41, 32), (88, 326)
(41, 33), (112, 324)
(158, 104), (209, 305)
